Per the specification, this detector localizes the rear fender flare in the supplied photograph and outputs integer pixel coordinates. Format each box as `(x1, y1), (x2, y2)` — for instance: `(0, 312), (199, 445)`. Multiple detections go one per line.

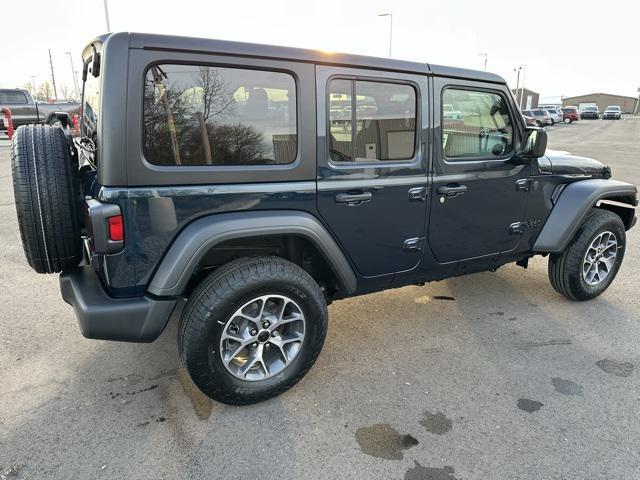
(147, 211), (358, 297)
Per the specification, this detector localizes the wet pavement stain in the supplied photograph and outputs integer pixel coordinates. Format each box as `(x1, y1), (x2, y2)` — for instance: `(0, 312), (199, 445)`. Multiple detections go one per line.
(414, 295), (455, 304)
(355, 423), (419, 460)
(176, 367), (213, 420)
(419, 411), (453, 435)
(517, 398), (544, 413)
(552, 377), (583, 396)
(107, 384), (158, 400)
(488, 311), (505, 316)
(404, 461), (458, 480)
(596, 359), (634, 377)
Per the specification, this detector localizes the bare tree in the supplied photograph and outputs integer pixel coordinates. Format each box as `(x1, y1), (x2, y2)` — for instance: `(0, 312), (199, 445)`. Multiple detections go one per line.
(23, 82), (36, 97)
(194, 66), (235, 122)
(60, 84), (75, 100)
(37, 81), (53, 101)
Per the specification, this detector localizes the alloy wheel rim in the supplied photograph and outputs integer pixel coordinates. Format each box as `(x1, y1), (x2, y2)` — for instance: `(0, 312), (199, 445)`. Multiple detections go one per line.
(582, 231), (618, 286)
(219, 294), (306, 381)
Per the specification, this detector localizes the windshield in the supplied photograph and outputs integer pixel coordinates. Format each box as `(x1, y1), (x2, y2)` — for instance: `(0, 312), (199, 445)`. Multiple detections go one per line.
(584, 106), (597, 111)
(532, 110), (544, 116)
(606, 106), (620, 111)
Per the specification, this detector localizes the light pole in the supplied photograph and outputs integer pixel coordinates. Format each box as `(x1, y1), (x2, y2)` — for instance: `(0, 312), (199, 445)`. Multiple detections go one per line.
(378, 13), (393, 58)
(513, 66), (522, 109)
(103, 0), (111, 32)
(65, 51), (80, 99)
(477, 53), (488, 71)
(520, 64), (527, 107)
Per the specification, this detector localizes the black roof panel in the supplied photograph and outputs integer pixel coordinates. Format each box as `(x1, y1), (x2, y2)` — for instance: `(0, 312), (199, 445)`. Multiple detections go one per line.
(94, 32), (506, 83)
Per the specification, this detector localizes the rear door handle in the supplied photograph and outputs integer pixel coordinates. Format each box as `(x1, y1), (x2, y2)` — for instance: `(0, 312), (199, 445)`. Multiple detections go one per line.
(437, 185), (467, 197)
(335, 192), (373, 205)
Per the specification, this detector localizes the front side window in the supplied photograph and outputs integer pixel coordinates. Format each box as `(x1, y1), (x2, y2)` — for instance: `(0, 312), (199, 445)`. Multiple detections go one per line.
(442, 89), (513, 159)
(144, 64), (297, 166)
(328, 79), (416, 162)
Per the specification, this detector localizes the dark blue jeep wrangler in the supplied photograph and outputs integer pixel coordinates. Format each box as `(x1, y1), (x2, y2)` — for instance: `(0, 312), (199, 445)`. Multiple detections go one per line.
(10, 33), (637, 405)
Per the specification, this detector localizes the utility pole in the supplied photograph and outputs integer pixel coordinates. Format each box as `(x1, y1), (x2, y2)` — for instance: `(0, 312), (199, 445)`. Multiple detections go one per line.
(477, 53), (488, 71)
(103, 0), (111, 32)
(48, 49), (58, 101)
(378, 13), (393, 58)
(65, 51), (80, 99)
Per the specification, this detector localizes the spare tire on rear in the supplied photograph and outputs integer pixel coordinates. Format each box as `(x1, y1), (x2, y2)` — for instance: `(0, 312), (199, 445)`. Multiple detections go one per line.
(11, 125), (83, 273)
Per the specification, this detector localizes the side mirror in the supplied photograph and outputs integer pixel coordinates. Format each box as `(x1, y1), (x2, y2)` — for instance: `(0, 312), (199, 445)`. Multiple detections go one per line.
(522, 127), (547, 158)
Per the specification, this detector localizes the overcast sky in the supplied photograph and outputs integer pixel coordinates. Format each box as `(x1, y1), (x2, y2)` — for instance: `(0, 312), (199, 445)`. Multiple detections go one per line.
(1, 0), (638, 101)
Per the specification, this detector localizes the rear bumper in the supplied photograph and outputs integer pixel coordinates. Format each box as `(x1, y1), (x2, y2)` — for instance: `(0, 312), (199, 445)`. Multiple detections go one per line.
(60, 266), (177, 342)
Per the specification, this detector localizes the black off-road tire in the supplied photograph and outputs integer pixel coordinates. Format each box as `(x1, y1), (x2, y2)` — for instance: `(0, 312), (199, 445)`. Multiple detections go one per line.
(178, 256), (328, 405)
(548, 209), (625, 301)
(11, 125), (83, 273)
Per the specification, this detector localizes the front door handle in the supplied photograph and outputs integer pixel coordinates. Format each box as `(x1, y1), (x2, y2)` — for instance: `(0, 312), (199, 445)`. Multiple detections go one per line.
(437, 184), (467, 197)
(335, 191), (373, 205)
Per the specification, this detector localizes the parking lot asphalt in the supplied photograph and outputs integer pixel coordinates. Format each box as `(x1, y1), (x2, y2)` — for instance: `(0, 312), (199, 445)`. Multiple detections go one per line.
(1, 118), (639, 480)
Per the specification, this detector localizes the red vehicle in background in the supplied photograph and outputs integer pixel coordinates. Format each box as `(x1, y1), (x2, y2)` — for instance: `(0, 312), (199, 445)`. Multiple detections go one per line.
(561, 106), (579, 123)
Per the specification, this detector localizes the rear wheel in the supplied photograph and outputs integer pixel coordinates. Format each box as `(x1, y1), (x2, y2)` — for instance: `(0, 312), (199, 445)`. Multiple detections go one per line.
(11, 125), (83, 273)
(178, 256), (328, 405)
(548, 209), (625, 301)
(563, 117), (571, 124)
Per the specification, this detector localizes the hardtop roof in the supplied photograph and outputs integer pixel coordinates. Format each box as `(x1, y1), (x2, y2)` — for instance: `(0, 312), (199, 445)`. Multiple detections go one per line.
(89, 32), (505, 84)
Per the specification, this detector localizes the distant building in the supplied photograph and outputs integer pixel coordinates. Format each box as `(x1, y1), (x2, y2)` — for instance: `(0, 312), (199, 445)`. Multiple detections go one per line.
(562, 93), (639, 114)
(511, 88), (539, 110)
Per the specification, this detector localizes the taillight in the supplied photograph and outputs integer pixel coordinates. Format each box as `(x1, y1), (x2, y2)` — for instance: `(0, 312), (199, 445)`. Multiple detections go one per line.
(108, 215), (124, 242)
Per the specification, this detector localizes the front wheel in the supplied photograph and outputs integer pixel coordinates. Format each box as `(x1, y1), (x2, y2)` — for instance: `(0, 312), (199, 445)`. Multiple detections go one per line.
(563, 117), (571, 124)
(178, 256), (328, 405)
(548, 209), (626, 301)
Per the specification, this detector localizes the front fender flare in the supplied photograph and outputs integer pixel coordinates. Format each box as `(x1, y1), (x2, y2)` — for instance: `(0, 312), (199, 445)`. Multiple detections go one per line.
(146, 211), (358, 297)
(533, 179), (637, 253)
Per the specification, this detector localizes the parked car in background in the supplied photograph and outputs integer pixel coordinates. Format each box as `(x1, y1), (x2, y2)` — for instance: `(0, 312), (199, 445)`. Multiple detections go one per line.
(561, 106), (579, 123)
(522, 114), (537, 127)
(544, 108), (563, 125)
(602, 105), (622, 120)
(580, 105), (600, 119)
(0, 89), (81, 130)
(526, 109), (553, 126)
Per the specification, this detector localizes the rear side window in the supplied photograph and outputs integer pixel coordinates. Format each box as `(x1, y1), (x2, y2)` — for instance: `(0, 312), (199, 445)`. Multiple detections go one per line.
(0, 90), (28, 104)
(442, 89), (513, 159)
(143, 64), (297, 166)
(328, 79), (416, 162)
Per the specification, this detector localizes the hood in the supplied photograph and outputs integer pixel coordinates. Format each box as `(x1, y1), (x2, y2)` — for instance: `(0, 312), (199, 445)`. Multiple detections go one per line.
(544, 149), (610, 178)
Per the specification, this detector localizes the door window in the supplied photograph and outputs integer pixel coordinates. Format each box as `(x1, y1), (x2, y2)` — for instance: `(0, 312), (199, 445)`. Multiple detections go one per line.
(442, 89), (513, 159)
(328, 79), (416, 162)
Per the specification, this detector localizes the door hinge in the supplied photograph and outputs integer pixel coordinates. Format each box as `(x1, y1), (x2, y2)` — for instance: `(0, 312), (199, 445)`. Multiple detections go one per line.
(403, 236), (425, 252)
(509, 222), (526, 235)
(408, 186), (427, 201)
(515, 179), (531, 192)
